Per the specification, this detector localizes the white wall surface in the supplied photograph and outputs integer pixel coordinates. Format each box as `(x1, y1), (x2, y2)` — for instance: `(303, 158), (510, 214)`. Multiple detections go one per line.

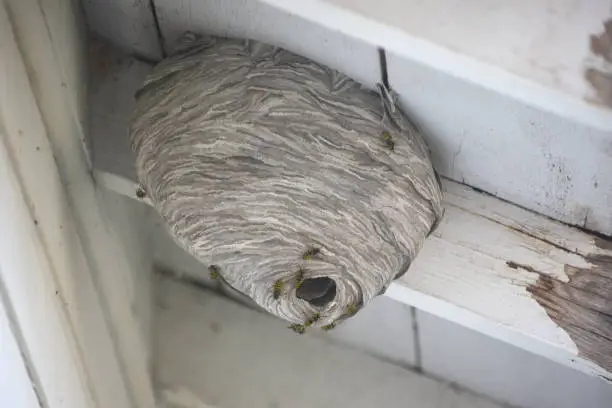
(1, 2), (126, 406)
(8, 1), (157, 406)
(155, 276), (502, 408)
(0, 297), (41, 408)
(98, 188), (155, 374)
(82, 0), (163, 60)
(154, 0), (381, 89)
(387, 51), (612, 234)
(262, 0), (612, 128)
(317, 296), (416, 368)
(418, 310), (612, 408)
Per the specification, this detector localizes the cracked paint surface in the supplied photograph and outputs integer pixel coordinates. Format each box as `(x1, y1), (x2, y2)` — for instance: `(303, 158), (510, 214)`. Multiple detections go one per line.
(524, 237), (612, 372)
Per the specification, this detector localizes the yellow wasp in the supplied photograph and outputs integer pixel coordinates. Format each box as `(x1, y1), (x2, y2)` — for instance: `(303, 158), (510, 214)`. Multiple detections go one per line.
(294, 267), (306, 289)
(381, 131), (395, 151)
(272, 279), (284, 300)
(288, 324), (305, 334)
(209, 265), (221, 281)
(321, 322), (336, 331)
(135, 185), (147, 199)
(345, 303), (358, 317)
(305, 313), (320, 328)
(302, 247), (321, 260)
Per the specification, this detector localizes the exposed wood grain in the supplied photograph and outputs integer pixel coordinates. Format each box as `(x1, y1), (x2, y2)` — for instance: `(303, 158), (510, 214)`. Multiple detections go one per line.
(526, 250), (612, 373)
(442, 188), (612, 371)
(392, 203), (579, 355)
(393, 181), (612, 374)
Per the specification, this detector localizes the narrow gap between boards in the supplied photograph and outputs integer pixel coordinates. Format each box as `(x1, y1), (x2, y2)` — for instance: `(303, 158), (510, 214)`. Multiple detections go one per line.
(148, 0), (167, 58)
(378, 47), (390, 90)
(410, 306), (423, 373)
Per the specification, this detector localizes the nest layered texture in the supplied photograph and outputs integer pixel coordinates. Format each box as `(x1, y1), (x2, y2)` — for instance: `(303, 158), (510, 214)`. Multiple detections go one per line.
(130, 35), (443, 329)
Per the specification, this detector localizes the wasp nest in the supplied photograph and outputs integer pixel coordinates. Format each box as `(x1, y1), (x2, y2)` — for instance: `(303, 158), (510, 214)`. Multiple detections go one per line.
(130, 34), (443, 330)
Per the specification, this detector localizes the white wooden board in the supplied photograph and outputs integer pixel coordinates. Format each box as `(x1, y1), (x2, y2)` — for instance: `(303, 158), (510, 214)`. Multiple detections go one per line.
(261, 0), (612, 130)
(417, 310), (612, 408)
(8, 2), (157, 407)
(387, 51), (612, 236)
(0, 294), (43, 408)
(89, 44), (612, 379)
(82, 0), (163, 60)
(154, 0), (381, 89)
(155, 276), (504, 408)
(1, 2), (127, 406)
(84, 1), (612, 123)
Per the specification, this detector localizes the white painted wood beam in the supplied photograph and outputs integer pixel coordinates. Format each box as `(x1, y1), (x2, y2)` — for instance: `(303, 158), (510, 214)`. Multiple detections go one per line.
(261, 0), (612, 131)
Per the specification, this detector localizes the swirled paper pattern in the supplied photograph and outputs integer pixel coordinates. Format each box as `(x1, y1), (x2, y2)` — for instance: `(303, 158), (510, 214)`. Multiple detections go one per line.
(130, 35), (443, 329)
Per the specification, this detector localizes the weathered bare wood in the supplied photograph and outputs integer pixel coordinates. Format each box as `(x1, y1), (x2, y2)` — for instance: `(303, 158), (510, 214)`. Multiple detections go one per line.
(526, 251), (612, 376)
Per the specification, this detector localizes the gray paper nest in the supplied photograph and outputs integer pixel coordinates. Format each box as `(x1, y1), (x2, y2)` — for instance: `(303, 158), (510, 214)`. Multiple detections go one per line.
(130, 34), (443, 330)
